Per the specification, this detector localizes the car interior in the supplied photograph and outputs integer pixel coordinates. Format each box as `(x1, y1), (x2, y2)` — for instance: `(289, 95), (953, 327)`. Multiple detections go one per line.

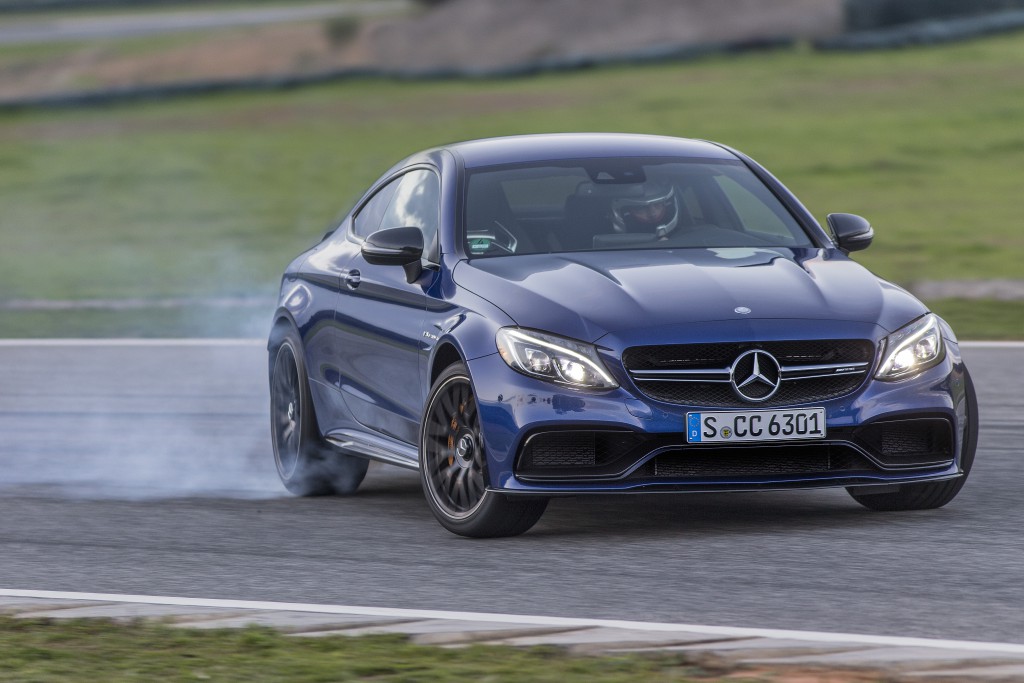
(464, 161), (811, 257)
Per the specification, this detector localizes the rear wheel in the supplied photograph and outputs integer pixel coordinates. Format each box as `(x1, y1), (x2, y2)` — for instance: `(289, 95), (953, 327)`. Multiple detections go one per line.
(848, 368), (978, 511)
(420, 363), (547, 537)
(270, 327), (368, 496)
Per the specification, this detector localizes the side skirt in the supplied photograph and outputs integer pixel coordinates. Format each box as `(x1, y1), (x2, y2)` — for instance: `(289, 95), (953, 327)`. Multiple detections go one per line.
(325, 429), (419, 471)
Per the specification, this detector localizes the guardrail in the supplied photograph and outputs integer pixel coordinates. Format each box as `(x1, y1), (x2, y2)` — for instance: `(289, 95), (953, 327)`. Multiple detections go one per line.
(820, 9), (1024, 50)
(843, 0), (1024, 31)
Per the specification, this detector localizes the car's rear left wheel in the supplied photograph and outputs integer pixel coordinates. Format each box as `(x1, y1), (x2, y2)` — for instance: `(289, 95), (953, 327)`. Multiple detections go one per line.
(270, 327), (368, 496)
(420, 363), (547, 537)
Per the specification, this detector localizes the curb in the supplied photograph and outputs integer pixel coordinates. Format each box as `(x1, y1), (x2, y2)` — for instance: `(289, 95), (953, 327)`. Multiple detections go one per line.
(3, 591), (1024, 681)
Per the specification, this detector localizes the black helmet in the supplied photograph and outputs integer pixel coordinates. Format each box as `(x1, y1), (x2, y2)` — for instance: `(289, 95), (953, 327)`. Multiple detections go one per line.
(611, 183), (679, 238)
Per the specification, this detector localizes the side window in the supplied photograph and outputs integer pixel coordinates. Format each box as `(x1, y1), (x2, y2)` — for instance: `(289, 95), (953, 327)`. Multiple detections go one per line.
(378, 169), (440, 246)
(352, 178), (401, 239)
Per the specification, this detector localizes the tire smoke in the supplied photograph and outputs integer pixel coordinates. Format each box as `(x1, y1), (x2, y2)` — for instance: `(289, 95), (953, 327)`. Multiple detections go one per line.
(0, 338), (285, 499)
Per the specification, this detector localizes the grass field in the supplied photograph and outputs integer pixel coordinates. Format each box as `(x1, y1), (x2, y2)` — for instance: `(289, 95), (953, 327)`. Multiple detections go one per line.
(0, 616), (769, 683)
(1, 33), (1023, 336)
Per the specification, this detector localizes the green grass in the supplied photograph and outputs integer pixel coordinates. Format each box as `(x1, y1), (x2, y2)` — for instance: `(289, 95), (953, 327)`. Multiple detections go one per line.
(2, 34), (1024, 336)
(929, 299), (1024, 341)
(0, 617), (748, 682)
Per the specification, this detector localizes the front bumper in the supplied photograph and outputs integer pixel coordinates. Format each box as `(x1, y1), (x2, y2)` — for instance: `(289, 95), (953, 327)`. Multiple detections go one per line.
(467, 340), (970, 494)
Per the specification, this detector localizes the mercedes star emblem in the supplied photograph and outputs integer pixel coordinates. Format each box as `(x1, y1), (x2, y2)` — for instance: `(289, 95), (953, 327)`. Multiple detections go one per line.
(730, 350), (782, 402)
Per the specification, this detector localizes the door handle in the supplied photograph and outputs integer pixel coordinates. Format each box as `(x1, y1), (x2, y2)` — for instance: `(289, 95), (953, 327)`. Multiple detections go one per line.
(344, 269), (361, 289)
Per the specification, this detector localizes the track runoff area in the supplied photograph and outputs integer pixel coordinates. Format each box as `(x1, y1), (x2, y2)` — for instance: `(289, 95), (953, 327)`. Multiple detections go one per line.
(5, 588), (1024, 656)
(0, 338), (1021, 656)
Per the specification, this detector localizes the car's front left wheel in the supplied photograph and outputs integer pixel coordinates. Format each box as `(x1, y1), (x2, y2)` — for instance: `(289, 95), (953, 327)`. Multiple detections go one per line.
(270, 327), (368, 496)
(420, 363), (547, 537)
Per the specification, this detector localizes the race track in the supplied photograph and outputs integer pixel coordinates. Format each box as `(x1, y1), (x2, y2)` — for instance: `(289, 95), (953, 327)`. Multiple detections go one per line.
(0, 341), (1020, 642)
(0, 1), (410, 46)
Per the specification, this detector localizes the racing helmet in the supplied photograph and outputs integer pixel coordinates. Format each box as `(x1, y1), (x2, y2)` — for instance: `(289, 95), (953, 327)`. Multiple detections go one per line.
(610, 183), (680, 238)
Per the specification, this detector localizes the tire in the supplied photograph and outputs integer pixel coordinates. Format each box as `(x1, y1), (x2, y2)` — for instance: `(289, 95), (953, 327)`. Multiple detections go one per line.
(419, 363), (547, 538)
(269, 327), (369, 496)
(848, 368), (979, 512)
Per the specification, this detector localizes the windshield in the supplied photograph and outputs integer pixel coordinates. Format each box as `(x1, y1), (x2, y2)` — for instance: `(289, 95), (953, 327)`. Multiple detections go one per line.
(463, 157), (814, 257)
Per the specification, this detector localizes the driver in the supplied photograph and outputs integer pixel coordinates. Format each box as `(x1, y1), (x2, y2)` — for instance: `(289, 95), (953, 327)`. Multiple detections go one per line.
(610, 183), (680, 239)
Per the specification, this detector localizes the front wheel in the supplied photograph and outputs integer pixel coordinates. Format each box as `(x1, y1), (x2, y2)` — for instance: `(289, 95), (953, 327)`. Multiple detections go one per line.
(848, 368), (979, 511)
(419, 363), (547, 538)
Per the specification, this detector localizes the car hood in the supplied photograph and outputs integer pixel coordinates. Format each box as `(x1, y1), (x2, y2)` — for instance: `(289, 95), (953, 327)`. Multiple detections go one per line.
(452, 248), (926, 343)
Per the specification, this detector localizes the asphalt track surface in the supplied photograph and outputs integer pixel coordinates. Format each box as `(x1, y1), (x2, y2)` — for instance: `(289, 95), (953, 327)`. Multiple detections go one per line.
(0, 341), (1020, 643)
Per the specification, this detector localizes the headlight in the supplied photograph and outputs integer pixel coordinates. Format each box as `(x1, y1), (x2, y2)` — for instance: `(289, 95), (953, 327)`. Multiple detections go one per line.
(876, 314), (945, 381)
(495, 328), (618, 389)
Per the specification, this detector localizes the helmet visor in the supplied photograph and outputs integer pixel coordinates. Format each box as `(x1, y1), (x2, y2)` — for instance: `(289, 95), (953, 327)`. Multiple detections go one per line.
(613, 187), (678, 235)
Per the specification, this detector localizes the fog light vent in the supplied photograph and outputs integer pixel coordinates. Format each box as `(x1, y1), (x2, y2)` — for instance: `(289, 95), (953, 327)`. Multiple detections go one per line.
(527, 432), (596, 468)
(855, 417), (954, 468)
(515, 430), (649, 480)
(880, 429), (932, 456)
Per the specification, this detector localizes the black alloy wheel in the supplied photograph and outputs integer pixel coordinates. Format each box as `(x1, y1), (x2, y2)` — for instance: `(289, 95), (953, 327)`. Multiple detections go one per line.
(423, 372), (487, 517)
(270, 326), (368, 496)
(272, 341), (306, 487)
(420, 363), (547, 537)
(848, 368), (979, 511)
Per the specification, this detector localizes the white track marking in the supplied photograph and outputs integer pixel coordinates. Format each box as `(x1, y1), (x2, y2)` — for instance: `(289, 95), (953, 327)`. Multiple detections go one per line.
(3, 588), (1024, 654)
(960, 341), (1024, 349)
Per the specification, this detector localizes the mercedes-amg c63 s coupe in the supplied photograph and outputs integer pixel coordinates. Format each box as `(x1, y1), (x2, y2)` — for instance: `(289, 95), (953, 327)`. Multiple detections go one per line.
(268, 133), (977, 537)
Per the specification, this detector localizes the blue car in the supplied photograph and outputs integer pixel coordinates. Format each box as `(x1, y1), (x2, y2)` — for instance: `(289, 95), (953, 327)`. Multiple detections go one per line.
(269, 133), (977, 537)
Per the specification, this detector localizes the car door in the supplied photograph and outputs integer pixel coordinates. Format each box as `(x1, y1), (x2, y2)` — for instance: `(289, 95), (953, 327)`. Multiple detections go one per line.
(335, 168), (441, 445)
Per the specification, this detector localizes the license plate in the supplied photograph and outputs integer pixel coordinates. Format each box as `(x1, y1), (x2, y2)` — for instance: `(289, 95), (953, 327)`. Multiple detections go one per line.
(686, 408), (826, 444)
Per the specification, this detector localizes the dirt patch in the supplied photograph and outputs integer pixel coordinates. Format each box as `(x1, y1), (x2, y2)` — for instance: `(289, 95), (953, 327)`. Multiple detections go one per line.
(0, 21), (343, 100)
(726, 666), (898, 682)
(0, 0), (844, 102)
(350, 0), (844, 72)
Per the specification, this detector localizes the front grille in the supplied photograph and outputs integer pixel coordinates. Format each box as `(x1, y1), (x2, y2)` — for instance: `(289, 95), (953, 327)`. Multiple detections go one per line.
(647, 445), (875, 479)
(637, 375), (862, 408)
(622, 340), (875, 407)
(623, 340), (873, 370)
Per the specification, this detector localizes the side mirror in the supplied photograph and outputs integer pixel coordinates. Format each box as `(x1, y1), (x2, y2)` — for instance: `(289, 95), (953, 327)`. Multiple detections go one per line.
(362, 226), (425, 283)
(827, 213), (874, 253)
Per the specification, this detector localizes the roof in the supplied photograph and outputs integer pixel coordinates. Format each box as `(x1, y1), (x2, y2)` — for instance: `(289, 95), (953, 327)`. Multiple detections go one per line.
(446, 133), (737, 169)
